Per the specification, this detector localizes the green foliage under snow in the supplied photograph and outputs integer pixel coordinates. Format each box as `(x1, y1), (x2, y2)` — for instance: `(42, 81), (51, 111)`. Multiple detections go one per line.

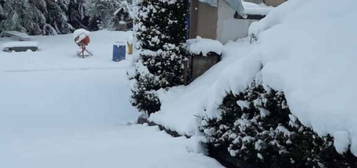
(200, 81), (357, 168)
(130, 0), (189, 115)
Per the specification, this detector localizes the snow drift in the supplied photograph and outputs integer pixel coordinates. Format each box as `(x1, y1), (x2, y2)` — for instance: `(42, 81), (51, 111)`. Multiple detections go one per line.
(150, 0), (357, 155)
(249, 0), (357, 155)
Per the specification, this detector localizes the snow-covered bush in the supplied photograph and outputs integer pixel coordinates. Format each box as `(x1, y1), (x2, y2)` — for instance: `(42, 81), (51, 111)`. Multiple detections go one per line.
(130, 0), (189, 115)
(130, 62), (162, 114)
(200, 81), (357, 168)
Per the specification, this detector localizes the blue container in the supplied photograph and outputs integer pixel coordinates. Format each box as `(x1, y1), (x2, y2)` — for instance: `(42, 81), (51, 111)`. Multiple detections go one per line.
(113, 42), (126, 62)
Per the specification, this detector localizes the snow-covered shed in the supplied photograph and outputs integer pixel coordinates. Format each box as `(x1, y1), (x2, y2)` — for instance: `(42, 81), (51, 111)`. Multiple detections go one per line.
(189, 0), (286, 43)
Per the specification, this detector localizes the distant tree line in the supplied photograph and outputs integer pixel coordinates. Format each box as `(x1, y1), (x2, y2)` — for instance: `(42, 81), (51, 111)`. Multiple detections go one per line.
(0, 0), (132, 35)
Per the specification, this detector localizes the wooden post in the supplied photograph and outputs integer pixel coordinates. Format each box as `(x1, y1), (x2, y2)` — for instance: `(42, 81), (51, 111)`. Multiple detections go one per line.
(127, 42), (133, 55)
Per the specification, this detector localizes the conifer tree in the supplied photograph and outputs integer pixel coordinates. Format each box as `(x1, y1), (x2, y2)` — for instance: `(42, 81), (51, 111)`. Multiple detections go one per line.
(45, 0), (72, 34)
(87, 0), (123, 29)
(68, 0), (89, 30)
(0, 0), (27, 33)
(0, 0), (129, 34)
(130, 0), (189, 114)
(0, 0), (70, 35)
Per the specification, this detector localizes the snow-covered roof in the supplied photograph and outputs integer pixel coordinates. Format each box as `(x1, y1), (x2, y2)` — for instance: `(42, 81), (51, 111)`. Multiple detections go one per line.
(199, 0), (272, 16)
(186, 37), (223, 56)
(241, 1), (272, 16)
(225, 0), (245, 15)
(199, 0), (218, 7)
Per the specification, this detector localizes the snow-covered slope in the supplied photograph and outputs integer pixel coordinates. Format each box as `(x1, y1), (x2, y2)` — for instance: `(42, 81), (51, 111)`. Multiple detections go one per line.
(150, 0), (357, 155)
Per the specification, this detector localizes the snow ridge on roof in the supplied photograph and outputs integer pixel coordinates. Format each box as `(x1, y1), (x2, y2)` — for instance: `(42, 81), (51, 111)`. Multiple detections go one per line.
(199, 0), (218, 7)
(242, 1), (272, 16)
(199, 0), (272, 16)
(187, 37), (223, 56)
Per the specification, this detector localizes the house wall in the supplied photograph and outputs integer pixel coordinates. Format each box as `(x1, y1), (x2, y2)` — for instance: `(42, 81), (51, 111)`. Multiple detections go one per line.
(217, 0), (257, 43)
(192, 0), (286, 43)
(190, 0), (218, 39)
(188, 53), (221, 83)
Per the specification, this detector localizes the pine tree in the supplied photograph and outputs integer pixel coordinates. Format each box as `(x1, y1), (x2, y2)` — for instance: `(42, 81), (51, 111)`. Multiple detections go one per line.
(130, 0), (189, 114)
(0, 0), (129, 35)
(68, 0), (89, 30)
(0, 2), (6, 22)
(0, 0), (27, 33)
(0, 0), (69, 35)
(87, 0), (123, 29)
(45, 0), (72, 35)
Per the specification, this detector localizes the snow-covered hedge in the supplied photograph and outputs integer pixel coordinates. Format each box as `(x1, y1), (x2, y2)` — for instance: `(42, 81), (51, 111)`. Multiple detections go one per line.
(200, 81), (357, 168)
(246, 0), (357, 156)
(140, 1), (357, 165)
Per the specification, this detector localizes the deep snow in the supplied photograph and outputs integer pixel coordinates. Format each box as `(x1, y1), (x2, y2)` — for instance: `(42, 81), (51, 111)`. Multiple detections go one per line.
(249, 0), (357, 155)
(0, 31), (223, 168)
(150, 0), (357, 156)
(149, 39), (258, 136)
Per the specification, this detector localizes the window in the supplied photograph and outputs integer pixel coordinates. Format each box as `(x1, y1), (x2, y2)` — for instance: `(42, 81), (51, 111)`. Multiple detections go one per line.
(234, 11), (265, 20)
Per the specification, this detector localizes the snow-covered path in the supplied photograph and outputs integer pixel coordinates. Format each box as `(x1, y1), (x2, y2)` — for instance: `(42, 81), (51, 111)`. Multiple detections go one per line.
(0, 31), (222, 168)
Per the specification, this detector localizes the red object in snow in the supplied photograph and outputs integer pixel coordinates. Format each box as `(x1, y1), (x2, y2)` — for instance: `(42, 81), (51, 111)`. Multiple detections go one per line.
(75, 35), (92, 58)
(75, 35), (91, 46)
(81, 36), (91, 46)
(73, 29), (92, 58)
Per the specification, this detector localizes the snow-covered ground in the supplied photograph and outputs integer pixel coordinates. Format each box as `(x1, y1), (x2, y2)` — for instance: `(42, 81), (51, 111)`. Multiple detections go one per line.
(0, 31), (223, 168)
